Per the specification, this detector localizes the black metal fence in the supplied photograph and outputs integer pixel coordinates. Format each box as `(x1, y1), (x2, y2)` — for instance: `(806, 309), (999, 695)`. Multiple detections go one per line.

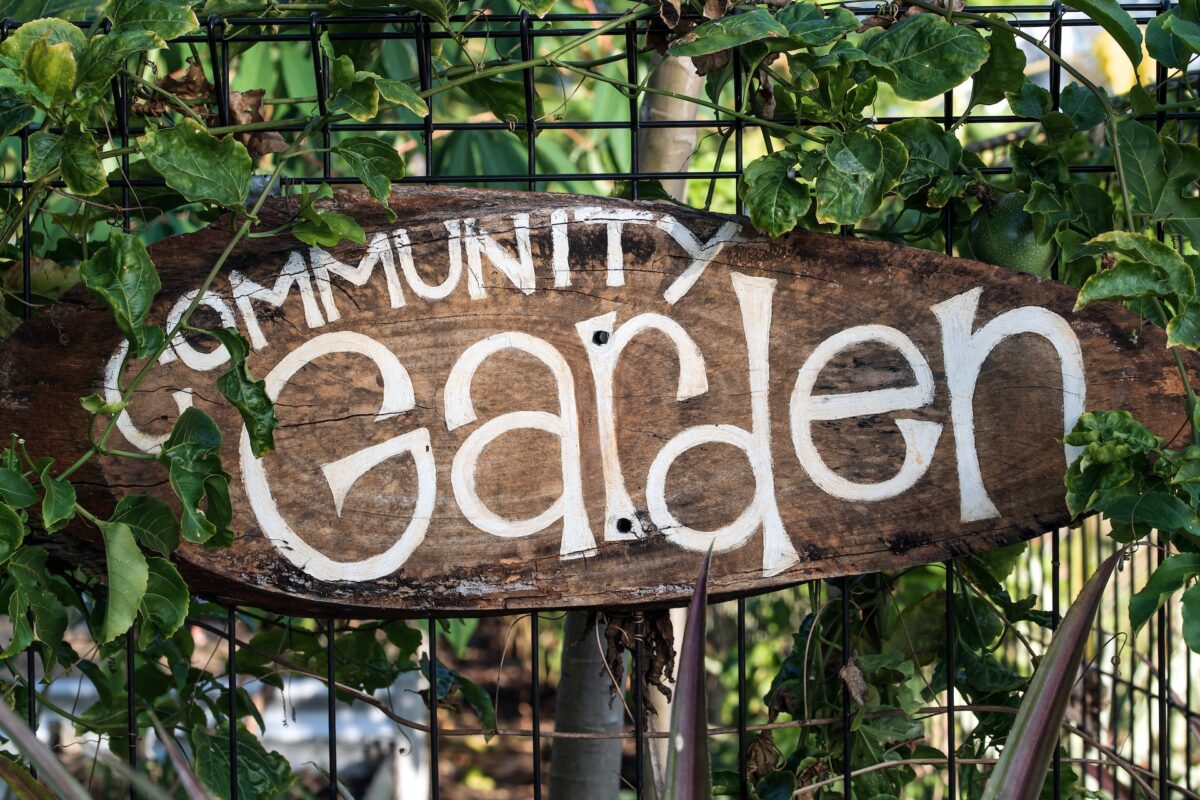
(1, 2), (1197, 798)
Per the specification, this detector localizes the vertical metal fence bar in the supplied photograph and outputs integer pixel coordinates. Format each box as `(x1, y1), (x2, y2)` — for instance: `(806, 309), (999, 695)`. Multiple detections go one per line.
(633, 614), (645, 799)
(227, 605), (239, 800)
(416, 14), (434, 180)
(626, 19), (639, 200)
(520, 11), (537, 192)
(428, 617), (440, 800)
(840, 577), (851, 798)
(327, 617), (338, 799)
(945, 562), (956, 798)
(737, 596), (749, 800)
(531, 614), (542, 800)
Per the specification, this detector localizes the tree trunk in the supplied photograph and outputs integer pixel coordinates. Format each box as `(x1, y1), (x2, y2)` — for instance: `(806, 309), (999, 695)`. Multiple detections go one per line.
(548, 53), (703, 800)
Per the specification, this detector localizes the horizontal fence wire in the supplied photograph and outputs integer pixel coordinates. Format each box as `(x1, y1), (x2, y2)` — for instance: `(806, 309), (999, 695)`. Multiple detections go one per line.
(1, 3), (1197, 798)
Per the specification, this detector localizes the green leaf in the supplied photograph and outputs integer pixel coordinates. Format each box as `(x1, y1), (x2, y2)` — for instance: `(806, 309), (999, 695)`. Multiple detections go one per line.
(103, 0), (199, 40)
(1115, 120), (1200, 246)
(0, 502), (27, 564)
(79, 231), (163, 358)
(1182, 582), (1200, 653)
(0, 19), (86, 66)
(157, 408), (232, 546)
(374, 77), (428, 117)
(37, 464), (74, 534)
(80, 393), (127, 415)
(59, 122), (106, 196)
(0, 88), (35, 139)
(0, 468), (37, 509)
(866, 14), (989, 102)
(459, 76), (543, 138)
(773, 2), (858, 48)
(138, 557), (188, 640)
(25, 130), (61, 182)
(1083, 230), (1194, 299)
(1026, 180), (1079, 242)
(739, 152), (811, 237)
(668, 9), (789, 57)
(192, 722), (294, 800)
(97, 519), (148, 643)
(1066, 0), (1142, 66)
(23, 37), (76, 107)
(967, 23), (1025, 109)
(887, 117), (963, 203)
(514, 0), (554, 17)
(1075, 262), (1171, 309)
(138, 120), (252, 209)
(1147, 10), (1194, 69)
(209, 327), (277, 458)
(333, 137), (405, 211)
(1168, 299), (1200, 348)
(110, 494), (179, 556)
(330, 56), (380, 121)
(291, 188), (367, 248)
(76, 30), (164, 91)
(1060, 83), (1105, 131)
(1006, 81), (1052, 119)
(1130, 554), (1200, 630)
(1165, 13), (1200, 49)
(422, 654), (497, 738)
(814, 130), (907, 225)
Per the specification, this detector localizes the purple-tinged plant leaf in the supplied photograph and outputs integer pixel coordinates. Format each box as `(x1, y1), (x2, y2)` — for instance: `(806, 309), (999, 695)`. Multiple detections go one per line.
(664, 549), (712, 800)
(981, 546), (1126, 800)
(151, 713), (212, 800)
(0, 695), (91, 800)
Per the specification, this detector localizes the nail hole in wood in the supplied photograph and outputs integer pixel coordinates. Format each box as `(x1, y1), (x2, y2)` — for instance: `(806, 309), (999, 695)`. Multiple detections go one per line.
(592, 330), (610, 345)
(616, 517), (633, 534)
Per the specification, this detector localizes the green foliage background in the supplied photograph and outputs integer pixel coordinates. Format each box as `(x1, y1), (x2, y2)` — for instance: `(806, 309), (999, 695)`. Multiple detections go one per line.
(0, 0), (1198, 796)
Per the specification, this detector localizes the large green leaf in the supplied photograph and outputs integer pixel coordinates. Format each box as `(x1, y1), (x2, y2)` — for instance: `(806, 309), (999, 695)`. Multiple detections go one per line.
(192, 722), (294, 800)
(23, 36), (76, 107)
(1075, 262), (1171, 308)
(138, 120), (252, 209)
(76, 29), (164, 91)
(1168, 299), (1200, 348)
(1147, 10), (1194, 68)
(1082, 230), (1194, 299)
(97, 519), (148, 643)
(887, 117), (963, 205)
(103, 0), (198, 39)
(79, 231), (163, 358)
(814, 130), (907, 224)
(739, 152), (811, 237)
(59, 122), (106, 196)
(967, 24), (1025, 109)
(1130, 553), (1200, 631)
(1183, 582), (1200, 653)
(0, 89), (35, 139)
(0, 502), (27, 564)
(0, 468), (37, 509)
(0, 18), (86, 65)
(157, 408), (232, 546)
(138, 557), (189, 641)
(25, 130), (61, 182)
(1066, 0), (1142, 67)
(1060, 83), (1105, 131)
(37, 464), (74, 534)
(668, 9), (789, 57)
(110, 494), (179, 556)
(773, 2), (857, 48)
(333, 137), (406, 209)
(866, 14), (988, 101)
(329, 54), (380, 122)
(1116, 120), (1200, 247)
(374, 77), (428, 117)
(209, 327), (277, 458)
(459, 76), (543, 139)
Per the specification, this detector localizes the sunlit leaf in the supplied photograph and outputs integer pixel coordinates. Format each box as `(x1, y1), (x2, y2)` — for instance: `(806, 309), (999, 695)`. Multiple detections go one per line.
(138, 120), (252, 209)
(209, 327), (277, 458)
(739, 152), (811, 237)
(98, 519), (148, 643)
(866, 14), (988, 101)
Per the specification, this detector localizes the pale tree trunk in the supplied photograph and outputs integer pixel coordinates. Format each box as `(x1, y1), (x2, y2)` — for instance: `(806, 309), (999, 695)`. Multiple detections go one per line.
(548, 53), (703, 800)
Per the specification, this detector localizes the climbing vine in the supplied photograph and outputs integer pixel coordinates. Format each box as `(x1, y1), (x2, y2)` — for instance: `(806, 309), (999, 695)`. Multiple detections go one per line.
(0, 0), (1199, 796)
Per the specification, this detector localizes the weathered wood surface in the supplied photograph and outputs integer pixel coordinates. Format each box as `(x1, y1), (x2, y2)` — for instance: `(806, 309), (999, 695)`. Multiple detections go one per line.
(0, 186), (1188, 616)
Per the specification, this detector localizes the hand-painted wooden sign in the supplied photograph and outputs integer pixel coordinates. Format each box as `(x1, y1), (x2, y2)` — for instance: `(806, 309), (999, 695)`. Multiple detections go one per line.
(0, 187), (1189, 616)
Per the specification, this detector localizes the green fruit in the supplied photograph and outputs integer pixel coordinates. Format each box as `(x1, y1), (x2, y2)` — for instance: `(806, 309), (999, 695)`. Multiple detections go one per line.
(966, 191), (1056, 279)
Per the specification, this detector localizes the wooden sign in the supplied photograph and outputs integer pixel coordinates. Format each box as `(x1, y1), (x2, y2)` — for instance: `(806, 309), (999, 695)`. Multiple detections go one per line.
(0, 187), (1189, 616)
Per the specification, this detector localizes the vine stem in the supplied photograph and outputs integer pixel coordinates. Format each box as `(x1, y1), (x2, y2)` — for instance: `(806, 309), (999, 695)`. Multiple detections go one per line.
(58, 117), (326, 481)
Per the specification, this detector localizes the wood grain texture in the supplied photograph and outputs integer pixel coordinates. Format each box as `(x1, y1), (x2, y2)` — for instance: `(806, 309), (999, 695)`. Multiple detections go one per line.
(0, 186), (1188, 617)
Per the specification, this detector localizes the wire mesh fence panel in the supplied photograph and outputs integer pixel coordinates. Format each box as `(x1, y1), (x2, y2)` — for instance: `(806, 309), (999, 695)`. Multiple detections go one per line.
(0, 2), (1198, 798)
